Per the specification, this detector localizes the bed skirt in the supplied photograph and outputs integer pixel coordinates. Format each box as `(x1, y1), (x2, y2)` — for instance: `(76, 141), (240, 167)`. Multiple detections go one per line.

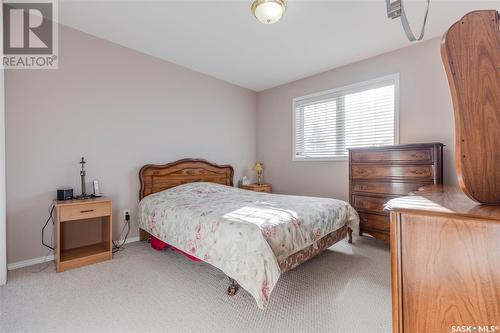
(148, 224), (351, 273)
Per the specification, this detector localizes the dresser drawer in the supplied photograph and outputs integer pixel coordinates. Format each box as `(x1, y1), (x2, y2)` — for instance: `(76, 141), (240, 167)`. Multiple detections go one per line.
(352, 195), (392, 215)
(351, 148), (433, 163)
(359, 213), (390, 232)
(59, 202), (111, 222)
(352, 181), (428, 196)
(351, 165), (434, 180)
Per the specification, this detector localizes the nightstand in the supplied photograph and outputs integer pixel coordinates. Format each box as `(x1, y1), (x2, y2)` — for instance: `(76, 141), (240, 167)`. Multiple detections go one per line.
(240, 183), (272, 193)
(54, 197), (112, 272)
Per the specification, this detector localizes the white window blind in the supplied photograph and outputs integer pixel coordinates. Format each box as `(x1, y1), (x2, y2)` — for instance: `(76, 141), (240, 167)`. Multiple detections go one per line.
(293, 75), (398, 160)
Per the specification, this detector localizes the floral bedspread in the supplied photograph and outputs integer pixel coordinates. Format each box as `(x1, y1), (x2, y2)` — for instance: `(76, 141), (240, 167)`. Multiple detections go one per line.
(138, 182), (359, 308)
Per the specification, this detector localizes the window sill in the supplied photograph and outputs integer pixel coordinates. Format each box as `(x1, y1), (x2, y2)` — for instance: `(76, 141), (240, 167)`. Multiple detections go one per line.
(292, 157), (348, 162)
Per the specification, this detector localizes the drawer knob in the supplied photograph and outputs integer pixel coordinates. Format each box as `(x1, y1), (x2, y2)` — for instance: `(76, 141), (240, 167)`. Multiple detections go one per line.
(80, 209), (94, 213)
(412, 169), (426, 175)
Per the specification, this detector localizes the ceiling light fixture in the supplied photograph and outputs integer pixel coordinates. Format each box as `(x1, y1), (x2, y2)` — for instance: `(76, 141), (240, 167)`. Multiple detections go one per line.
(251, 0), (286, 25)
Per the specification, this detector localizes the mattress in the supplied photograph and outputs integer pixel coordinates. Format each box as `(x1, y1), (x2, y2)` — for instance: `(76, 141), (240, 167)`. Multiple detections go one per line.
(138, 182), (359, 308)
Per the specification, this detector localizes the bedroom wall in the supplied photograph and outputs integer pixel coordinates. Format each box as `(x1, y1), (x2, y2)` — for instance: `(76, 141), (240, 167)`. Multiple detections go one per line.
(5, 25), (257, 264)
(0, 3), (7, 284)
(256, 37), (455, 200)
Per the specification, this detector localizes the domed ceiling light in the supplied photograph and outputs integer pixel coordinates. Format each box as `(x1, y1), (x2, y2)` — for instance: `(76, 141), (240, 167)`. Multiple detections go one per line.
(251, 0), (286, 25)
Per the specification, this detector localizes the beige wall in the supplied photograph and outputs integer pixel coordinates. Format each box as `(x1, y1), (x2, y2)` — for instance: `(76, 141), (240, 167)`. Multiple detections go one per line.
(256, 37), (455, 201)
(5, 25), (257, 263)
(1, 2), (7, 283)
(6, 29), (457, 264)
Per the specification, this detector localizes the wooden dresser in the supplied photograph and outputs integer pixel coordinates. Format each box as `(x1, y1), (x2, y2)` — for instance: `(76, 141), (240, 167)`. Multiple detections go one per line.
(348, 143), (443, 241)
(387, 185), (500, 333)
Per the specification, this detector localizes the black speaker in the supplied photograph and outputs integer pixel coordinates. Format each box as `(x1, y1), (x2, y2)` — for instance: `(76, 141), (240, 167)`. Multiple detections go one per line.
(57, 188), (73, 201)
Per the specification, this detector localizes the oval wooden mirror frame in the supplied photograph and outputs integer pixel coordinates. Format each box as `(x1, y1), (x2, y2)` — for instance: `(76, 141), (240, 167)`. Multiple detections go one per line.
(441, 10), (500, 204)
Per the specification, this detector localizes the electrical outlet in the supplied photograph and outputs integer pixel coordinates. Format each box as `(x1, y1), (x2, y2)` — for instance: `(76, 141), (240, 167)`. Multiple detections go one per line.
(123, 210), (130, 220)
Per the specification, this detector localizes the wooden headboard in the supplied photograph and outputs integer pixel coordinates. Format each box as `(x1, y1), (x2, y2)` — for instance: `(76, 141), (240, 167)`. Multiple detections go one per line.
(139, 158), (234, 200)
(138, 159), (233, 241)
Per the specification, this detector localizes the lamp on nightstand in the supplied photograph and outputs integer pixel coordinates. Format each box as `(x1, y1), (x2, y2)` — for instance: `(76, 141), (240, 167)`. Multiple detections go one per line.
(253, 163), (264, 185)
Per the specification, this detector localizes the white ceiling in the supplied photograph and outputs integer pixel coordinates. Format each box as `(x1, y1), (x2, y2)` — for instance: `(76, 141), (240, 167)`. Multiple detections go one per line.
(59, 0), (499, 91)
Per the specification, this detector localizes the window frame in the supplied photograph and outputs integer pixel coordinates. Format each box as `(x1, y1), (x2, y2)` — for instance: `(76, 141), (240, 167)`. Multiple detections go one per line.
(292, 73), (400, 162)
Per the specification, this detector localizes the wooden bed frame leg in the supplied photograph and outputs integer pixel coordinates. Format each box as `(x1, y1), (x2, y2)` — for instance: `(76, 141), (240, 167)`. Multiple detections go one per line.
(227, 278), (239, 296)
(348, 227), (353, 244)
(140, 229), (150, 242)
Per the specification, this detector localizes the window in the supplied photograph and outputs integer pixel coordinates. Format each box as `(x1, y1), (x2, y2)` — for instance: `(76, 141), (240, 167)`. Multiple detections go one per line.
(293, 74), (399, 161)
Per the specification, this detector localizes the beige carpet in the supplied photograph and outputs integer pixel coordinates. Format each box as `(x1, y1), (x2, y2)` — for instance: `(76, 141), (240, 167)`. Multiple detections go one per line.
(0, 236), (391, 333)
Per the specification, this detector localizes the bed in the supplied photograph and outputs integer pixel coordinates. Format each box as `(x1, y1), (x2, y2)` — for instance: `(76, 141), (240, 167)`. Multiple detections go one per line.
(137, 159), (359, 308)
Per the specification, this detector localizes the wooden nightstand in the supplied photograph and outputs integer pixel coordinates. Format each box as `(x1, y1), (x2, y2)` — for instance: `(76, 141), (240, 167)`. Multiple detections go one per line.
(54, 197), (112, 272)
(240, 183), (272, 193)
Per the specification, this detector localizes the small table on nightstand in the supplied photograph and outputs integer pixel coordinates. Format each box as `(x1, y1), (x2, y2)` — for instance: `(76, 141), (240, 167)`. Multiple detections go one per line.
(240, 183), (272, 193)
(54, 197), (112, 272)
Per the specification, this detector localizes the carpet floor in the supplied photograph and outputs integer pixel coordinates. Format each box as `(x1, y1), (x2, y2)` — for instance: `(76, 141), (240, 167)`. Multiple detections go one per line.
(0, 236), (391, 333)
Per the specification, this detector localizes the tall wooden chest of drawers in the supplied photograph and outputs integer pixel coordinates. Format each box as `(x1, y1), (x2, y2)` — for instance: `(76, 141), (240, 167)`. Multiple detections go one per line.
(348, 143), (443, 242)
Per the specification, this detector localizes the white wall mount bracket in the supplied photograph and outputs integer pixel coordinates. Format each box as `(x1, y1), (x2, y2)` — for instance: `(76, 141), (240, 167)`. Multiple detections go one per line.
(386, 0), (431, 42)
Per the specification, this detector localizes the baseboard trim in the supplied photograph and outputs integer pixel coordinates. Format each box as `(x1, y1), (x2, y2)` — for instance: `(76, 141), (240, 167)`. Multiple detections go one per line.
(117, 236), (140, 247)
(7, 236), (141, 271)
(7, 254), (55, 271)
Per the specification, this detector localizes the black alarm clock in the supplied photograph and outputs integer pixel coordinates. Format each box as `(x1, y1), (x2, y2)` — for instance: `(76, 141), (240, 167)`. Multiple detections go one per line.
(56, 188), (73, 201)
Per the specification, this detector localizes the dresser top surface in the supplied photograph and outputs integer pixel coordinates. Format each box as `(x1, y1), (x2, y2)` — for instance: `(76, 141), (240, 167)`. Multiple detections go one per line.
(386, 185), (500, 221)
(347, 142), (444, 151)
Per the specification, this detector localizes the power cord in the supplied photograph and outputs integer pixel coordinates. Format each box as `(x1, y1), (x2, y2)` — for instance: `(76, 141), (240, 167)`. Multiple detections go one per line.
(33, 204), (56, 273)
(112, 211), (130, 253)
(33, 226), (54, 273)
(42, 204), (55, 250)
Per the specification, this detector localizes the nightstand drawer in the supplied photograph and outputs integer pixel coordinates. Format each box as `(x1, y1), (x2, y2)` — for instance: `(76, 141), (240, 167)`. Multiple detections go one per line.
(59, 202), (111, 222)
(240, 184), (272, 193)
(252, 186), (272, 193)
